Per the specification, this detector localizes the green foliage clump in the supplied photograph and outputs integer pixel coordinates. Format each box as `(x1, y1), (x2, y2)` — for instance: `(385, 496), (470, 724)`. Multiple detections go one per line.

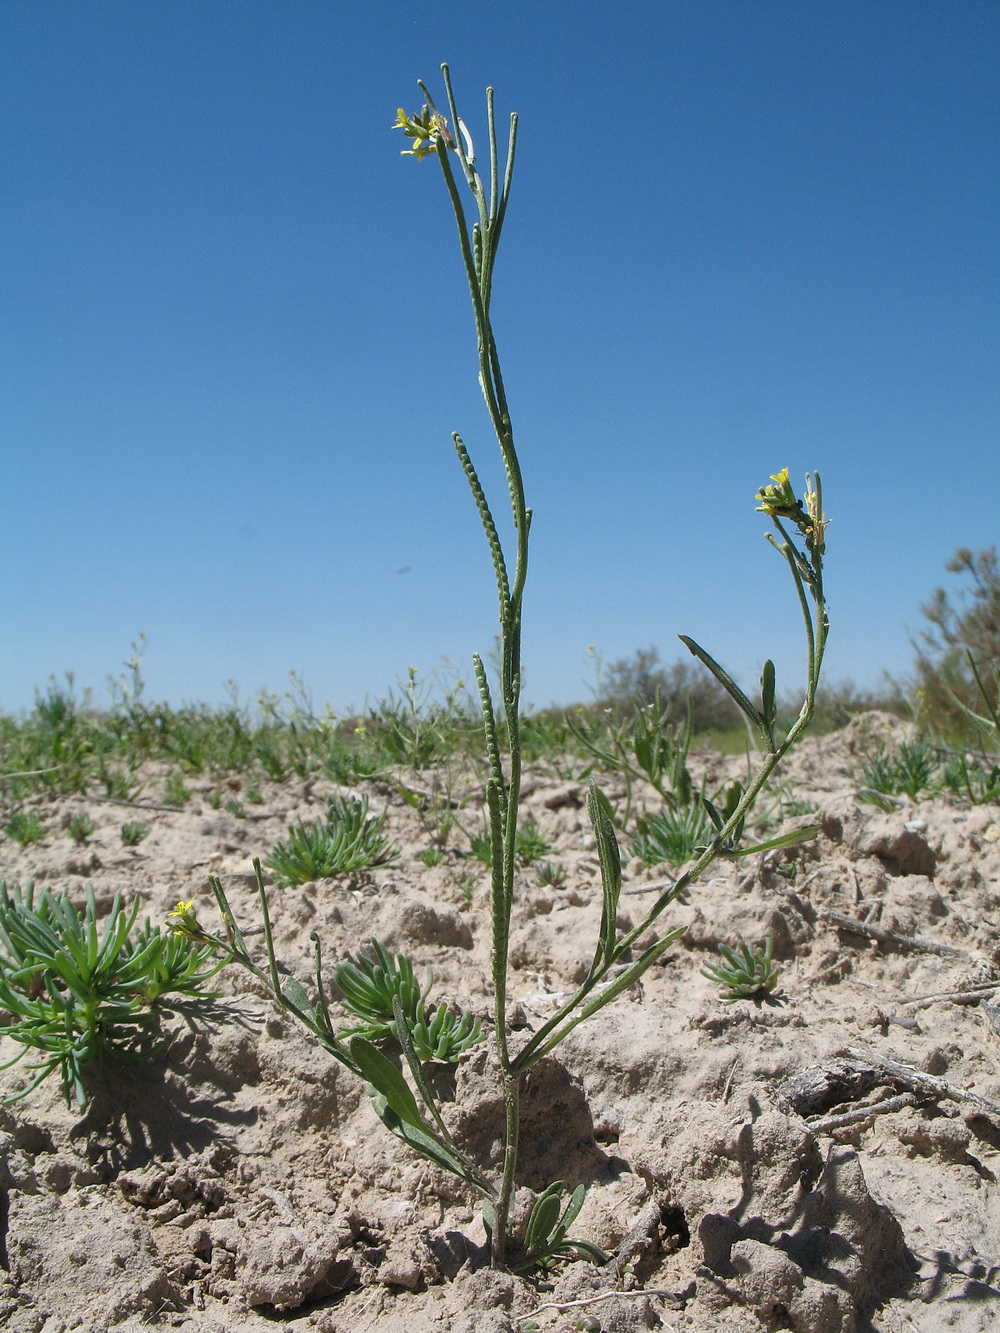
(334, 940), (483, 1063)
(857, 735), (1000, 808)
(67, 813), (95, 845)
(366, 666), (479, 770)
(943, 753), (1000, 805)
(859, 741), (939, 802)
(267, 795), (398, 886)
(467, 819), (552, 868)
(0, 883), (226, 1106)
(163, 772), (192, 806)
(535, 860), (566, 889)
(5, 810), (46, 846)
(120, 820), (151, 846)
(503, 1181), (609, 1273)
(632, 802), (715, 867)
(701, 936), (780, 1003)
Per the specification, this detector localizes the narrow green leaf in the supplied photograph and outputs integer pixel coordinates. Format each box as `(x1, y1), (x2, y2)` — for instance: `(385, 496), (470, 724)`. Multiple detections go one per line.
(559, 1238), (612, 1263)
(761, 659), (776, 726)
(678, 635), (766, 733)
(702, 795), (724, 833)
(725, 822), (820, 858)
(368, 1092), (492, 1193)
(560, 1183), (586, 1233)
(281, 975), (314, 1020)
(587, 784), (621, 968)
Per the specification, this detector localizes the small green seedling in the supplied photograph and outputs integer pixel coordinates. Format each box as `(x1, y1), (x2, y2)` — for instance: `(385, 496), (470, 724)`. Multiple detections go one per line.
(120, 821), (151, 847)
(418, 846), (445, 867)
(702, 935), (780, 1002)
(164, 772), (192, 806)
(0, 883), (226, 1106)
(468, 820), (552, 868)
(267, 795), (398, 886)
(515, 821), (552, 865)
(5, 810), (46, 847)
(943, 754), (1000, 805)
(859, 741), (939, 803)
(632, 802), (715, 867)
(535, 860), (567, 890)
(67, 813), (96, 845)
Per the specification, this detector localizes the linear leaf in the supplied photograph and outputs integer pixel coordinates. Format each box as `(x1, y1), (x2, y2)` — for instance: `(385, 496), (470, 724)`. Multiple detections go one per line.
(727, 823), (821, 858)
(761, 659), (776, 727)
(678, 635), (766, 733)
(587, 784), (622, 970)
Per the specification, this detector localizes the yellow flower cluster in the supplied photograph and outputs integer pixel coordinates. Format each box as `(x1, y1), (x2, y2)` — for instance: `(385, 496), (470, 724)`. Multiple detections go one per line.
(393, 106), (453, 159)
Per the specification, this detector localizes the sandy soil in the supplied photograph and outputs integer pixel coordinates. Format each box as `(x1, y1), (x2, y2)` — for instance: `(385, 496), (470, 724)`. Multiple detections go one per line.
(1, 713), (998, 1333)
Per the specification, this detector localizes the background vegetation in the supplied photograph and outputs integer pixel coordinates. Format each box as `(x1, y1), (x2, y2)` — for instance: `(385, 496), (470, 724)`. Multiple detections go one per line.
(0, 547), (996, 809)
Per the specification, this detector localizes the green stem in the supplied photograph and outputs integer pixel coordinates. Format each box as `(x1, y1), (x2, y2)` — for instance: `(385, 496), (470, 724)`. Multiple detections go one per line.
(492, 1069), (520, 1266)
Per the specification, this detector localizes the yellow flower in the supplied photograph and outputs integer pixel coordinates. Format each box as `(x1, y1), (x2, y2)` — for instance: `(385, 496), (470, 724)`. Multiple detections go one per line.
(755, 468), (798, 518)
(393, 105), (453, 159)
(168, 899), (203, 939)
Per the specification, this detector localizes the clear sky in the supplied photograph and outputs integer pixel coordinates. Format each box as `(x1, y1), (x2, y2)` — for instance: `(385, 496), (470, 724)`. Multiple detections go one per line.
(2, 1), (997, 716)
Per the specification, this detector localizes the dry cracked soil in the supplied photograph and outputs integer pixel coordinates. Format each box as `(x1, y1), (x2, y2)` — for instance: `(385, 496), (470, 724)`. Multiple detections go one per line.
(1, 712), (998, 1333)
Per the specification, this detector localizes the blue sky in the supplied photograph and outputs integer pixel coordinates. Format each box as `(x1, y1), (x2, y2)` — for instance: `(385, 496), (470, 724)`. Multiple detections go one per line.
(2, 1), (997, 716)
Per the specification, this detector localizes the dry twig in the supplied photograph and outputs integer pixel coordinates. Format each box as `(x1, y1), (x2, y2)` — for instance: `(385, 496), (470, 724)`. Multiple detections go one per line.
(522, 1288), (680, 1321)
(807, 1092), (916, 1133)
(903, 983), (999, 1010)
(845, 1046), (1000, 1119)
(825, 910), (969, 958)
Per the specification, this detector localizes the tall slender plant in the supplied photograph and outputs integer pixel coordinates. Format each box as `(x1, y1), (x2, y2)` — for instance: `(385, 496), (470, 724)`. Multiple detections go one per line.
(180, 68), (830, 1269)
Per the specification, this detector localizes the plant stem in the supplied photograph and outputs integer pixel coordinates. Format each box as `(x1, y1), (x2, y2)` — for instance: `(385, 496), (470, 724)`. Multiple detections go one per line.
(430, 69), (526, 1262)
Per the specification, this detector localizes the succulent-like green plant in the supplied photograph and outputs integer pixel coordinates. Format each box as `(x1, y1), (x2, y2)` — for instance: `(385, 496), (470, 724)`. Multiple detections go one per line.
(334, 940), (426, 1036)
(859, 741), (939, 803)
(67, 812), (96, 845)
(701, 935), (780, 1003)
(266, 794), (398, 885)
(514, 821), (552, 865)
(632, 801), (716, 867)
(120, 820), (151, 846)
(468, 820), (552, 868)
(5, 810), (46, 846)
(0, 883), (226, 1106)
(333, 940), (483, 1063)
(163, 772), (193, 806)
(535, 860), (567, 890)
(409, 1002), (484, 1064)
